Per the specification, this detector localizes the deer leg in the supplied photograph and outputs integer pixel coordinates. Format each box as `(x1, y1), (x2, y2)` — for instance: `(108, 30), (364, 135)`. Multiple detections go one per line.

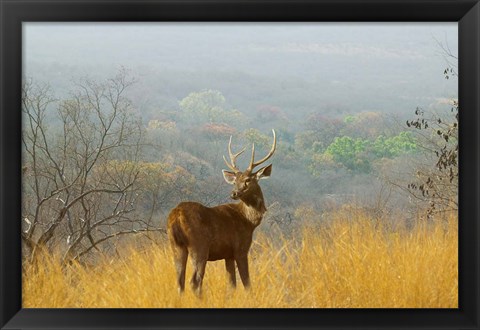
(190, 251), (207, 296)
(225, 258), (236, 288)
(235, 255), (251, 289)
(173, 246), (188, 294)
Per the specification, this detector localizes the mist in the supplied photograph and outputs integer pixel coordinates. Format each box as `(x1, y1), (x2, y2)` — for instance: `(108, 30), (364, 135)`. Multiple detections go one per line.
(24, 23), (457, 118)
(22, 22), (458, 241)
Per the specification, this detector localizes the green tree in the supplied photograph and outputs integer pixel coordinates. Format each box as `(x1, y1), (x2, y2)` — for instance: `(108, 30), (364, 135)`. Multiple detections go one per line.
(373, 131), (417, 158)
(325, 136), (371, 172)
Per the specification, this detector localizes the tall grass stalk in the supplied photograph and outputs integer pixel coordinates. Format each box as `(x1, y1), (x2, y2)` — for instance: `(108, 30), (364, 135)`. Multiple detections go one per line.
(23, 212), (457, 308)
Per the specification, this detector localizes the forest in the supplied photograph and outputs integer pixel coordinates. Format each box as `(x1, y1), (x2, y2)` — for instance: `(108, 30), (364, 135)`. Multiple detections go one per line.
(21, 68), (457, 259)
(21, 23), (458, 308)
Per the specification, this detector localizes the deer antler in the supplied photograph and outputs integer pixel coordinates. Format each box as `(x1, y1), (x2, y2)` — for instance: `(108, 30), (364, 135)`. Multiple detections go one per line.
(247, 129), (276, 172)
(223, 135), (246, 173)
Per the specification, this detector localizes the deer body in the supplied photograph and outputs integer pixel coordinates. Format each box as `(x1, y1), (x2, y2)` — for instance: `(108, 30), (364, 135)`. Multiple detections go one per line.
(167, 130), (276, 294)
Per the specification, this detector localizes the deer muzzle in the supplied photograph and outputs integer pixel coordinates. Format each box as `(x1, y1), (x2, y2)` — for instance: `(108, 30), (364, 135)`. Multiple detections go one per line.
(230, 191), (240, 200)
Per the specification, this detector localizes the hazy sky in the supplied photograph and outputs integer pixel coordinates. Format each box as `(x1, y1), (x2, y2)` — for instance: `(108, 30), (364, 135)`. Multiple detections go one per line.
(23, 23), (458, 115)
(24, 22), (457, 68)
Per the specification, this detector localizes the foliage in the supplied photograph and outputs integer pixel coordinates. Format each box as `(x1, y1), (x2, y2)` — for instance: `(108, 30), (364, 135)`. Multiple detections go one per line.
(342, 111), (395, 139)
(21, 64), (457, 269)
(295, 130), (322, 153)
(309, 131), (417, 175)
(406, 102), (458, 217)
(96, 160), (196, 212)
(21, 71), (158, 262)
(309, 152), (339, 177)
(200, 123), (236, 140)
(373, 131), (417, 158)
(325, 136), (372, 172)
(256, 105), (285, 122)
(344, 115), (356, 124)
(243, 128), (271, 150)
(147, 119), (177, 132)
(179, 90), (248, 127)
(298, 111), (408, 176)
(301, 113), (346, 152)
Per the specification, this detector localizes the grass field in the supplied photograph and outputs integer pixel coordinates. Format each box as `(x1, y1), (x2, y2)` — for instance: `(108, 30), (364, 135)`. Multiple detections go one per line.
(22, 210), (458, 308)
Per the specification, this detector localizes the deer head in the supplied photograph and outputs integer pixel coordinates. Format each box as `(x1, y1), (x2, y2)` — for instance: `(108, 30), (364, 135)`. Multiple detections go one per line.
(222, 129), (276, 201)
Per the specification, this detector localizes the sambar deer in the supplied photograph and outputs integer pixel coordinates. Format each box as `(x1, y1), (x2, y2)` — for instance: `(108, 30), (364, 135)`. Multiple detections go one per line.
(167, 129), (276, 294)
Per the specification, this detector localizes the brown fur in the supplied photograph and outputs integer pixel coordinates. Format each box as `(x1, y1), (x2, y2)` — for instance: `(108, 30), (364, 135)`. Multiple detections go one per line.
(167, 171), (270, 294)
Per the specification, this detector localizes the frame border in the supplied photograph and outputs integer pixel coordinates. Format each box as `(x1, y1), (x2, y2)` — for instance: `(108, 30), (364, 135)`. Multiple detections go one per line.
(1, 1), (479, 329)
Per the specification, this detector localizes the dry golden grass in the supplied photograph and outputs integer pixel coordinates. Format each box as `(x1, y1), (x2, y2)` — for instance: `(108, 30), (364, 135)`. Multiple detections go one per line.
(23, 211), (457, 308)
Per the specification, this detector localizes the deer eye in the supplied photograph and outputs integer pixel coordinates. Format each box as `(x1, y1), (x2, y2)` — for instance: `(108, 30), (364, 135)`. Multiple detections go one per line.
(245, 178), (251, 184)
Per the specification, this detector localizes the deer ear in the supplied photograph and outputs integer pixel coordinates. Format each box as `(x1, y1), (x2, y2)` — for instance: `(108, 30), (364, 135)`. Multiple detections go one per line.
(255, 164), (272, 180)
(222, 170), (236, 185)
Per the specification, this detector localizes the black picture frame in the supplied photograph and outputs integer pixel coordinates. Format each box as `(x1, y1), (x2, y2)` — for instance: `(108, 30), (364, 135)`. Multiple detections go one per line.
(1, 0), (479, 329)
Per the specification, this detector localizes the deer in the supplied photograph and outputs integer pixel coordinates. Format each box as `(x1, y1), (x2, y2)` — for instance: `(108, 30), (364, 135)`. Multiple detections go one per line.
(167, 129), (276, 295)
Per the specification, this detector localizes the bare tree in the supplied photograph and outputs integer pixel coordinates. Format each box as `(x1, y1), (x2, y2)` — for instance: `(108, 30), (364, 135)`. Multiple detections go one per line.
(22, 69), (160, 262)
(379, 42), (458, 220)
(406, 102), (458, 218)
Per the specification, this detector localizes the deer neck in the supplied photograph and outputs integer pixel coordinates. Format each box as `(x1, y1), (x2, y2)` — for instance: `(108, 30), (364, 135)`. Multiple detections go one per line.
(238, 188), (267, 227)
